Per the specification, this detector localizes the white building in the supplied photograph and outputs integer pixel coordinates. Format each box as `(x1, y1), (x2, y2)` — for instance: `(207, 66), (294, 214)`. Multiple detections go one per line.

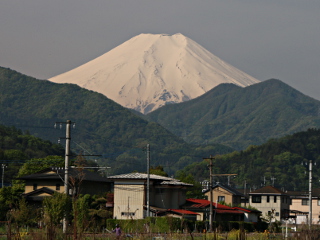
(108, 173), (192, 219)
(249, 185), (290, 221)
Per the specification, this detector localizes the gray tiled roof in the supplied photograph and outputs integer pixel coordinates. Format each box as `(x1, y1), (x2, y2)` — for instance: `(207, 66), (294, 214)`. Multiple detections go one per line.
(202, 182), (244, 196)
(108, 172), (193, 186)
(108, 172), (175, 181)
(161, 180), (193, 186)
(250, 185), (287, 195)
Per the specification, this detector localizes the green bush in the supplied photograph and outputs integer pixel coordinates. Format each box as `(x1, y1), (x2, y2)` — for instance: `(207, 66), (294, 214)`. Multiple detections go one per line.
(106, 218), (262, 234)
(211, 221), (257, 232)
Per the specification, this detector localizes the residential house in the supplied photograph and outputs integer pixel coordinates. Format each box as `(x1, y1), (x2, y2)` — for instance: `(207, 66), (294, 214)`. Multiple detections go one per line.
(287, 188), (320, 225)
(18, 167), (111, 205)
(232, 207), (261, 223)
(166, 209), (199, 221)
(249, 186), (290, 221)
(182, 198), (259, 222)
(203, 182), (245, 206)
(108, 173), (193, 219)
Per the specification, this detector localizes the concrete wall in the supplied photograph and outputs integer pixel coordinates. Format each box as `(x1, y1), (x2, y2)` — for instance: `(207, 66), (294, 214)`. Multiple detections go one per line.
(153, 186), (186, 209)
(25, 180), (64, 193)
(290, 198), (320, 224)
(204, 187), (241, 205)
(250, 195), (290, 221)
(113, 183), (144, 220)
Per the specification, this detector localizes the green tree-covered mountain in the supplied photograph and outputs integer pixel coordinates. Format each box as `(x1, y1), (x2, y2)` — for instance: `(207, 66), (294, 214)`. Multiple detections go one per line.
(147, 79), (320, 150)
(0, 124), (65, 186)
(0, 67), (233, 175)
(177, 128), (320, 191)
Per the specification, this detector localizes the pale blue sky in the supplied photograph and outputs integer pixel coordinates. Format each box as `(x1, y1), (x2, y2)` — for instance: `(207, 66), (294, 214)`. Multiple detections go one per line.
(1, 0), (319, 100)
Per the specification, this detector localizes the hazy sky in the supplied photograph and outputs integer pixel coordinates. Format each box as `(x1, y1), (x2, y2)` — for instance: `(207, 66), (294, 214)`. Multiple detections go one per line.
(1, 0), (319, 100)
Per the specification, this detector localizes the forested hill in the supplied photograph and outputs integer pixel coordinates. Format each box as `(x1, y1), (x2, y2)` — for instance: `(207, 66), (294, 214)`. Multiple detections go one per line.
(0, 124), (65, 185)
(147, 79), (320, 150)
(0, 124), (65, 160)
(0, 67), (233, 175)
(178, 128), (320, 192)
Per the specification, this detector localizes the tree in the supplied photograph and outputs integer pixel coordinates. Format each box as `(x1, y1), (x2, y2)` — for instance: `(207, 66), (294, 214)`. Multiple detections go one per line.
(261, 209), (281, 233)
(88, 195), (112, 232)
(150, 166), (168, 177)
(73, 194), (90, 237)
(0, 186), (24, 221)
(9, 198), (39, 231)
(176, 171), (203, 199)
(43, 192), (70, 239)
(16, 155), (65, 178)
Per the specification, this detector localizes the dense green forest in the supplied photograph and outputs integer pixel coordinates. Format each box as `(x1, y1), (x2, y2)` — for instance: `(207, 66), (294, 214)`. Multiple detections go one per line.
(147, 79), (320, 150)
(1, 123), (320, 192)
(0, 124), (65, 186)
(178, 128), (320, 192)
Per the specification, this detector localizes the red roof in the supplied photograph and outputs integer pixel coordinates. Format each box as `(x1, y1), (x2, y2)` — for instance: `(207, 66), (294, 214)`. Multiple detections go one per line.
(232, 207), (251, 213)
(186, 198), (233, 209)
(167, 209), (199, 215)
(232, 207), (261, 213)
(215, 209), (243, 214)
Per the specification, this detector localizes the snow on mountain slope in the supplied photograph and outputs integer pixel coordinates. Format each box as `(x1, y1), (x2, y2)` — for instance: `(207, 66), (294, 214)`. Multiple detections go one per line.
(49, 33), (259, 114)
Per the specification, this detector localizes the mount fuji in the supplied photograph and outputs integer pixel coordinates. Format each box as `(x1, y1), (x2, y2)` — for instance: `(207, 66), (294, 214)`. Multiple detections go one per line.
(49, 33), (260, 114)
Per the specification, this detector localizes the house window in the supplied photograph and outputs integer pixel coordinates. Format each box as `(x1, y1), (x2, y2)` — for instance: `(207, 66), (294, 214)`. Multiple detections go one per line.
(218, 196), (225, 202)
(33, 184), (37, 190)
(252, 195), (261, 203)
(274, 196), (277, 203)
(275, 212), (279, 216)
(56, 184), (60, 191)
(267, 196), (270, 202)
(302, 199), (309, 205)
(121, 212), (135, 216)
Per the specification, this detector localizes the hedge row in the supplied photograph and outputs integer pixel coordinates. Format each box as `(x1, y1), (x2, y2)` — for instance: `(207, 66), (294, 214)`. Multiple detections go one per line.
(106, 217), (268, 233)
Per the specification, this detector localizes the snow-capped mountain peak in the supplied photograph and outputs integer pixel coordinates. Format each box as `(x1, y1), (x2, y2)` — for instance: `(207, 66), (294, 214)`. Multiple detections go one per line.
(49, 33), (259, 114)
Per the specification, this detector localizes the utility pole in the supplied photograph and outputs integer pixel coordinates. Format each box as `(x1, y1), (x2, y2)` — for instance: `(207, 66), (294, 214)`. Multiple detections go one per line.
(146, 144), (150, 218)
(244, 179), (247, 207)
(204, 155), (214, 232)
(64, 120), (71, 197)
(309, 160), (312, 228)
(1, 164), (6, 188)
(55, 120), (73, 234)
(128, 197), (130, 219)
(63, 120), (71, 233)
(212, 174), (237, 186)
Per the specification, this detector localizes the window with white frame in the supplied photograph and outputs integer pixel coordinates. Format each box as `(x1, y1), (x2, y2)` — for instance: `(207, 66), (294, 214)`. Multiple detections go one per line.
(252, 195), (261, 203)
(218, 196), (225, 202)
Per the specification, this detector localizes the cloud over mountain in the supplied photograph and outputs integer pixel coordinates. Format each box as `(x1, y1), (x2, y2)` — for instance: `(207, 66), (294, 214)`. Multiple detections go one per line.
(49, 33), (259, 114)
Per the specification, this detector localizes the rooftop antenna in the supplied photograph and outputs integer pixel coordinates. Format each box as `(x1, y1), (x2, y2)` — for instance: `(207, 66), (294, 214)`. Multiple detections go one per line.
(271, 176), (276, 186)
